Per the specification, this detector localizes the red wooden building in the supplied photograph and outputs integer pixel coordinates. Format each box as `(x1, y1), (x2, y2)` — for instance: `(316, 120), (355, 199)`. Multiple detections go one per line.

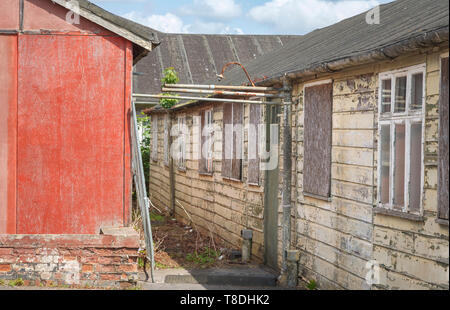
(0, 0), (158, 235)
(0, 0), (158, 286)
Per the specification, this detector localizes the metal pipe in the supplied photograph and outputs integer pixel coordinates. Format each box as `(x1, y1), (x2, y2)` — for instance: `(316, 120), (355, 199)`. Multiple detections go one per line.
(133, 94), (289, 105)
(161, 87), (283, 98)
(162, 84), (276, 92)
(218, 62), (255, 87)
(281, 76), (293, 278)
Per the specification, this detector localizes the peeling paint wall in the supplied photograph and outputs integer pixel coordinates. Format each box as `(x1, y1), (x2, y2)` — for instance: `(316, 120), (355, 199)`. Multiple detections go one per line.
(288, 45), (449, 290)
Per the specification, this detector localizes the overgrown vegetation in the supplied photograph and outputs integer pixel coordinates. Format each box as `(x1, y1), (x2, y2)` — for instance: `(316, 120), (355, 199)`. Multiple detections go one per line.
(160, 67), (179, 109)
(307, 279), (317, 290)
(136, 111), (151, 194)
(186, 247), (221, 267)
(8, 278), (24, 287)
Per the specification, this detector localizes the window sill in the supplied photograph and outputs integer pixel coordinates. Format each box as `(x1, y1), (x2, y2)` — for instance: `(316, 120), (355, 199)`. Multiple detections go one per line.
(373, 207), (425, 222)
(435, 218), (449, 226)
(303, 192), (332, 202)
(222, 177), (243, 183)
(199, 172), (213, 177)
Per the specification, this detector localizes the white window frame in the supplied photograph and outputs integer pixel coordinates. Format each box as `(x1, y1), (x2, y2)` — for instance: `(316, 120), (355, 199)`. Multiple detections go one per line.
(177, 115), (187, 170)
(151, 115), (158, 162)
(377, 64), (426, 215)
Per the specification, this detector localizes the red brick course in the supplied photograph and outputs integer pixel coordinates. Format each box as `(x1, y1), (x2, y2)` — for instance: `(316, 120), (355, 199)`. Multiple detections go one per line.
(0, 234), (140, 288)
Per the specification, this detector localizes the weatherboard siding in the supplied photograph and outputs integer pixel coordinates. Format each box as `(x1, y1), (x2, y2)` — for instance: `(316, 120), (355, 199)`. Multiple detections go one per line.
(287, 46), (449, 290)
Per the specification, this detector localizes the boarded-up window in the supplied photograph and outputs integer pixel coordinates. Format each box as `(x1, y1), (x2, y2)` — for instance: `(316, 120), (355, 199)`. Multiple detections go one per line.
(438, 57), (449, 221)
(248, 104), (260, 185)
(151, 115), (158, 162)
(222, 103), (243, 180)
(304, 83), (333, 198)
(163, 114), (169, 166)
(177, 116), (187, 170)
(199, 108), (213, 174)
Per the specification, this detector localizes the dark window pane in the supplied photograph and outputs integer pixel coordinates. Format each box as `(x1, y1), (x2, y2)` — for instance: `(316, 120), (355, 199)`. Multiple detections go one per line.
(395, 76), (407, 113)
(410, 73), (423, 111)
(381, 79), (392, 113)
(380, 125), (391, 204)
(409, 122), (422, 213)
(393, 124), (405, 209)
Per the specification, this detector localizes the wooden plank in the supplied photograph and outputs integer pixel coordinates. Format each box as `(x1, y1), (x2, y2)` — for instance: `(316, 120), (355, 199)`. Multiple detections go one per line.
(222, 103), (232, 178)
(232, 103), (243, 180)
(304, 83), (333, 198)
(248, 104), (260, 185)
(438, 57), (449, 221)
(199, 110), (207, 174)
(17, 34), (127, 234)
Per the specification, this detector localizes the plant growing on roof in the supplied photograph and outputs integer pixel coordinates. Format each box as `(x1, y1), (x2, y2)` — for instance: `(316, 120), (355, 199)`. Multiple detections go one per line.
(160, 67), (180, 109)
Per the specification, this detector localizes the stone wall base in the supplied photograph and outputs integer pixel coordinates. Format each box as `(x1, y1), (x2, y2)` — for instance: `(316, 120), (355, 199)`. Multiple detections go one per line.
(0, 231), (140, 289)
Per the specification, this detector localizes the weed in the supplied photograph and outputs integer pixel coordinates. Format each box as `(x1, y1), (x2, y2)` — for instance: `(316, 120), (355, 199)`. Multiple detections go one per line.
(150, 212), (165, 223)
(0, 279), (5, 286)
(186, 247), (221, 267)
(307, 279), (317, 290)
(8, 278), (24, 287)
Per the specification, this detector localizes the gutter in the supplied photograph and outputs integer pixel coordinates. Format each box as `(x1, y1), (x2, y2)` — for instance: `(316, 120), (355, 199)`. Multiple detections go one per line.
(249, 26), (449, 86)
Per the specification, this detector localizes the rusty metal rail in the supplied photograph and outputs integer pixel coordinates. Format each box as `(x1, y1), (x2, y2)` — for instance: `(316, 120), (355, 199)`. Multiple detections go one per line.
(131, 101), (155, 283)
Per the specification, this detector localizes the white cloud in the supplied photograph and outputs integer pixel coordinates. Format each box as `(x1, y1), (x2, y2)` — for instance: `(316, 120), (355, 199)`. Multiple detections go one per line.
(123, 11), (189, 33)
(248, 0), (380, 33)
(184, 21), (244, 34)
(180, 0), (242, 20)
(123, 10), (245, 34)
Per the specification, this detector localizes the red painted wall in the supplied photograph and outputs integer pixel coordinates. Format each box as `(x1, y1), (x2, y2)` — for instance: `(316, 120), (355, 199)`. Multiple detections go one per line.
(1, 0), (133, 234)
(0, 35), (18, 234)
(0, 0), (20, 30)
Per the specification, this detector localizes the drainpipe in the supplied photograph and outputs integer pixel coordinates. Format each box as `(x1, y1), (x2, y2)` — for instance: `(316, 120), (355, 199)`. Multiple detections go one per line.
(280, 76), (298, 287)
(168, 111), (176, 217)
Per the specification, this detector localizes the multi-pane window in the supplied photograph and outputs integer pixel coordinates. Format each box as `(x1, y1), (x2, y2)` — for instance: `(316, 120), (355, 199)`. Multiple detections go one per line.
(151, 115), (158, 162)
(177, 115), (187, 170)
(200, 109), (214, 174)
(378, 64), (425, 214)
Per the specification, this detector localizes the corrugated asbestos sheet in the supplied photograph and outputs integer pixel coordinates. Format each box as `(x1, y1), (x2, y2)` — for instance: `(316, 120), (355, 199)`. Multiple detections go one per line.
(133, 32), (301, 94)
(217, 0), (449, 86)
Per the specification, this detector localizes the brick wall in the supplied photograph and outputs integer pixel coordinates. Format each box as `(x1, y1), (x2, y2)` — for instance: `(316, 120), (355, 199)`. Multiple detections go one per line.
(0, 234), (140, 288)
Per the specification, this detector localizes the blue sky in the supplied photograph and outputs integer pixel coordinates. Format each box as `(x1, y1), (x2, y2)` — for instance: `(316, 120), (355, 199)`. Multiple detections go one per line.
(90, 0), (393, 35)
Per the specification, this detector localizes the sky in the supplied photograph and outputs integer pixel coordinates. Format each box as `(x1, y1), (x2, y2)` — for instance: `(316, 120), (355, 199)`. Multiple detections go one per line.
(90, 0), (393, 35)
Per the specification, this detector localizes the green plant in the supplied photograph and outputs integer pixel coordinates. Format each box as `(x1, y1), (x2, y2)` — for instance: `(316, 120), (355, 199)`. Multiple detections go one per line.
(137, 111), (151, 193)
(160, 67), (179, 109)
(186, 247), (221, 266)
(307, 279), (317, 290)
(8, 278), (24, 287)
(150, 212), (165, 222)
(0, 279), (5, 286)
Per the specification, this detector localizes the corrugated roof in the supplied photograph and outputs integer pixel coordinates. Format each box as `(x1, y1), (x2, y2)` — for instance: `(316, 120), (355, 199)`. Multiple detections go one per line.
(216, 0), (449, 86)
(133, 32), (301, 94)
